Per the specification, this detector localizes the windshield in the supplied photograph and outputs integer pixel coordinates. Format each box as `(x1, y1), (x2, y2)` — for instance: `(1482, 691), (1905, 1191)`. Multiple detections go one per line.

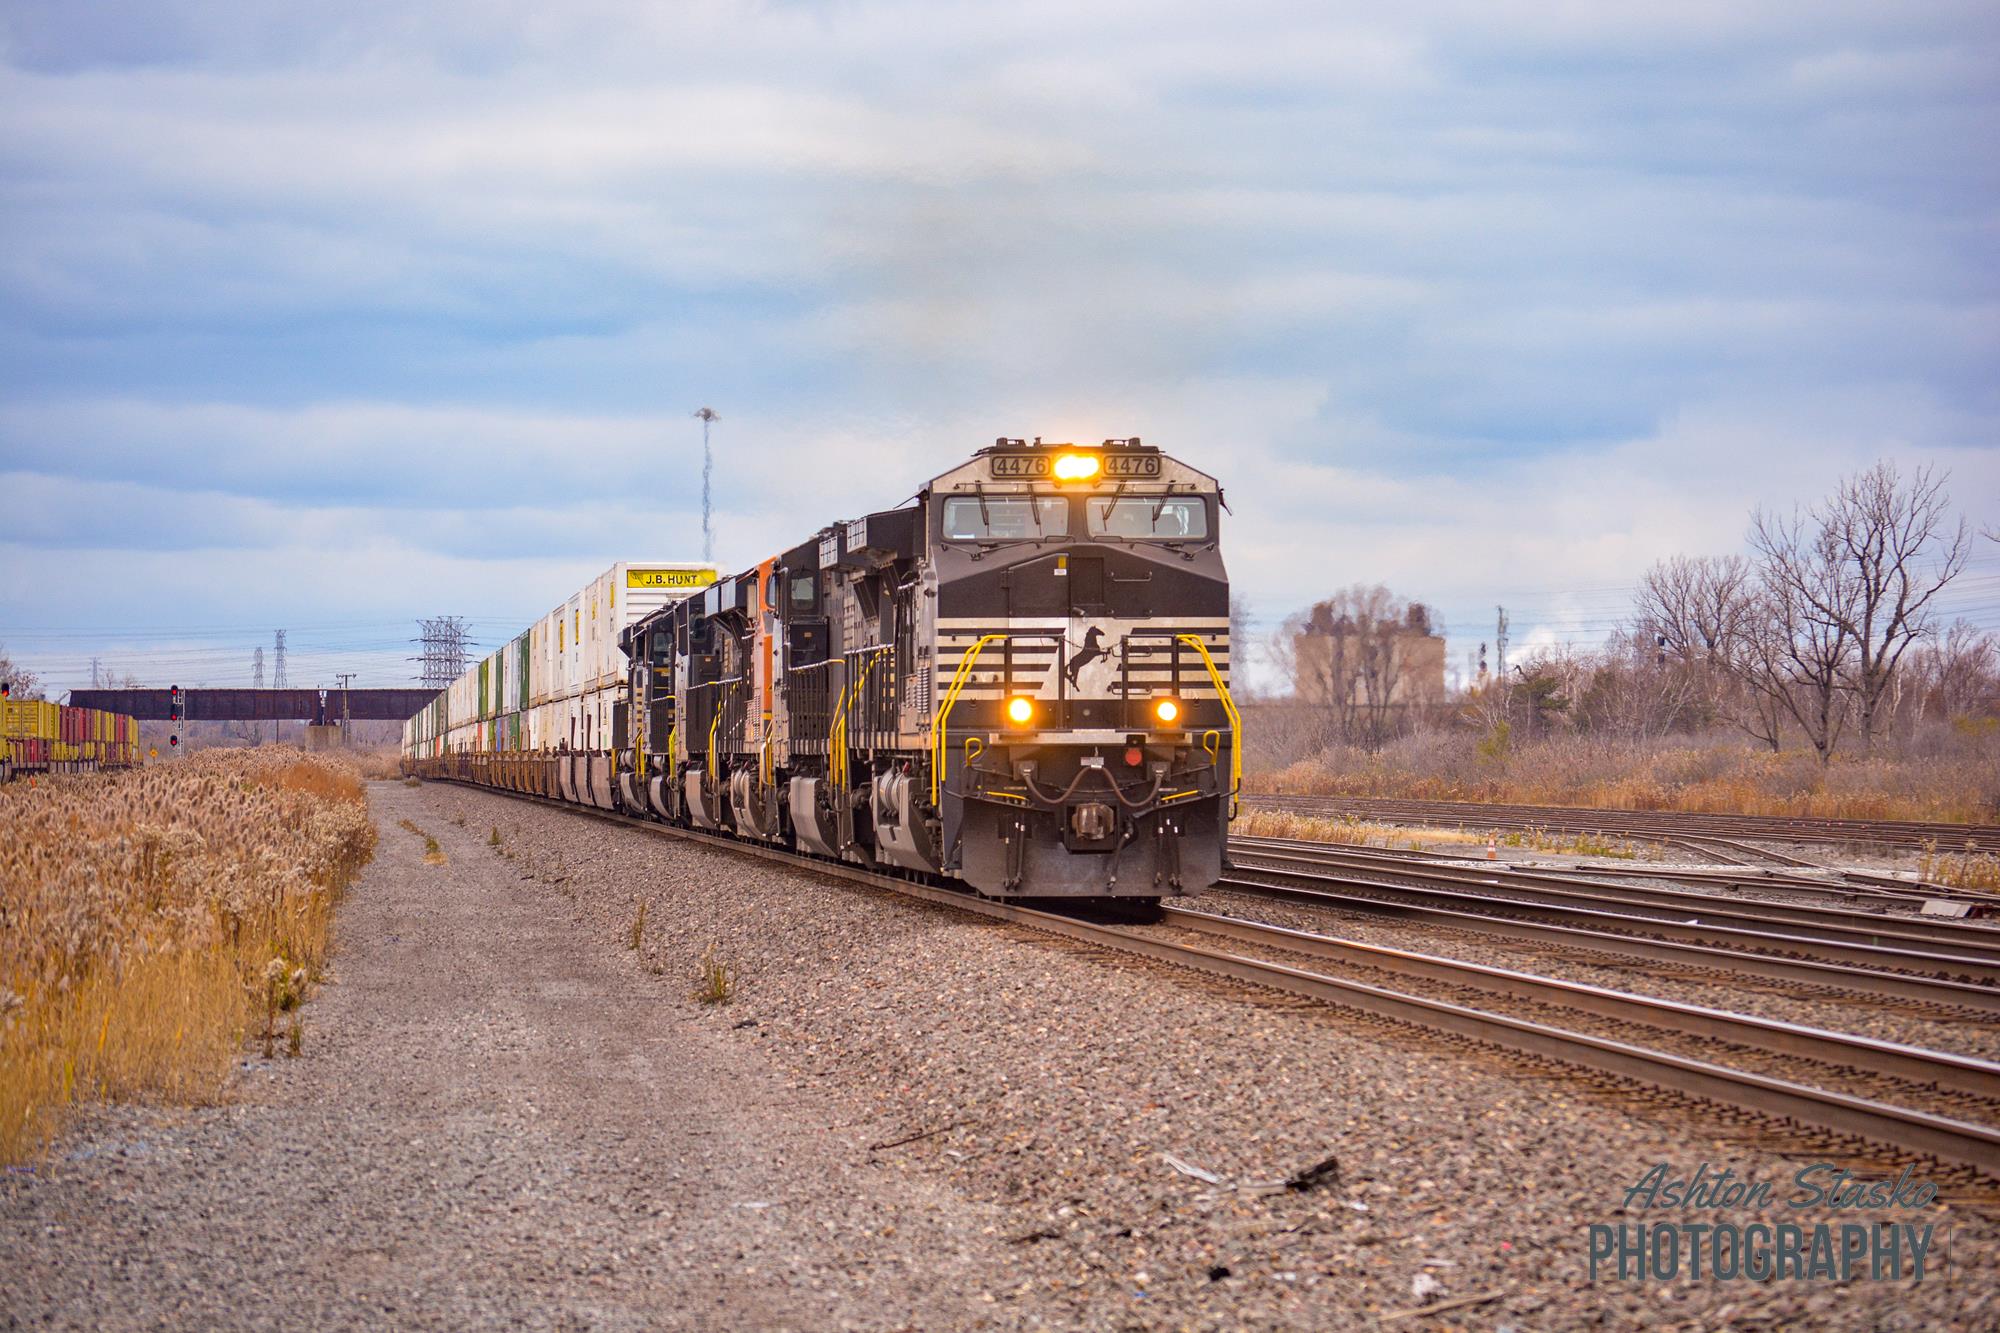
(941, 496), (1069, 541)
(1087, 496), (1209, 540)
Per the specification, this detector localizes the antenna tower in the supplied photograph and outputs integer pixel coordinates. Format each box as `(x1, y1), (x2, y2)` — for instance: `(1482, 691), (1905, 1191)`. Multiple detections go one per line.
(693, 406), (720, 563)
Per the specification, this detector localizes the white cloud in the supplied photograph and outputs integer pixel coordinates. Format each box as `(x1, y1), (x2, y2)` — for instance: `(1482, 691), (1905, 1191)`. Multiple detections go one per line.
(2, 0), (1996, 698)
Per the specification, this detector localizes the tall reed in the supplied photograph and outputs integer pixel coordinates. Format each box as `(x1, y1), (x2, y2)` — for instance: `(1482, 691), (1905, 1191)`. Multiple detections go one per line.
(0, 750), (376, 1162)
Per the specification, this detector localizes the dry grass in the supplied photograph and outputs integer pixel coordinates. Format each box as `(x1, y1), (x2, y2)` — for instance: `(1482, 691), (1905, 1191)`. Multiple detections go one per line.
(1253, 732), (2000, 825)
(397, 819), (446, 865)
(628, 900), (648, 951)
(692, 946), (736, 1005)
(1232, 809), (1646, 860)
(350, 749), (404, 781)
(1232, 809), (1485, 852)
(0, 749), (375, 1163)
(1499, 827), (1643, 860)
(1919, 843), (2000, 894)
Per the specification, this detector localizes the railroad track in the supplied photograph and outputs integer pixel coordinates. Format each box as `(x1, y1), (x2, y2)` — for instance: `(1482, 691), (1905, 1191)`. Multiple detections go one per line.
(1246, 792), (2000, 858)
(1236, 838), (2000, 957)
(1249, 833), (1983, 912)
(1154, 909), (2000, 1118)
(1217, 862), (2000, 1014)
(1222, 847), (2000, 1011)
(436, 779), (2000, 1175)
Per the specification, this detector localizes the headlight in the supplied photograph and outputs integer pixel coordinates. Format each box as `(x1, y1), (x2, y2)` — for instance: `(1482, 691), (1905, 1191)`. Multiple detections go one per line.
(1153, 697), (1180, 724)
(1006, 696), (1036, 725)
(1052, 452), (1102, 482)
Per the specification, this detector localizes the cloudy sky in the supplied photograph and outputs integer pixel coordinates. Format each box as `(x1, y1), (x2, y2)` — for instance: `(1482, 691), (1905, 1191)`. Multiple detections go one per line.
(3, 1), (1997, 694)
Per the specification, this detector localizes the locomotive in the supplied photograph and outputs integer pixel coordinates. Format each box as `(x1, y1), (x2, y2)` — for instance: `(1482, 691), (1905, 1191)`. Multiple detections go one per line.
(404, 437), (1237, 899)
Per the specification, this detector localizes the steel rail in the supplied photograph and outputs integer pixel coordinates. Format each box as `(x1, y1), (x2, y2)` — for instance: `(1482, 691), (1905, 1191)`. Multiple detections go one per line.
(432, 778), (2000, 1173)
(1213, 871), (2000, 1014)
(1238, 832), (1947, 906)
(1234, 840), (2000, 956)
(1247, 793), (2000, 855)
(1159, 907), (2000, 1100)
(1284, 835), (1995, 911)
(1223, 851), (2000, 984)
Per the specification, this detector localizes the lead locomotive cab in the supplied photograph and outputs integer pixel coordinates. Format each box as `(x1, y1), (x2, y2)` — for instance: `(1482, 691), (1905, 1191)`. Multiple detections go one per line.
(927, 437), (1236, 899)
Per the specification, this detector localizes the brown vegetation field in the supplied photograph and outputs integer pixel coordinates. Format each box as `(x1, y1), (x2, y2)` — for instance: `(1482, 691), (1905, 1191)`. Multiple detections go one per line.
(1250, 729), (2000, 825)
(0, 750), (377, 1163)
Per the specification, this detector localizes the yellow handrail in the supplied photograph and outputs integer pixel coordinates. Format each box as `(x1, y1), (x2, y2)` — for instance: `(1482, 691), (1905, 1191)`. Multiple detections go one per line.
(1177, 633), (1242, 816)
(827, 678), (852, 790)
(706, 682), (737, 782)
(829, 651), (886, 792)
(931, 633), (1006, 805)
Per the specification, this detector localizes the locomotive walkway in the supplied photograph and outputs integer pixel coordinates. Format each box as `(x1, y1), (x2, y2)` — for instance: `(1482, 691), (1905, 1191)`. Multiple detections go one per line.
(0, 782), (1012, 1331)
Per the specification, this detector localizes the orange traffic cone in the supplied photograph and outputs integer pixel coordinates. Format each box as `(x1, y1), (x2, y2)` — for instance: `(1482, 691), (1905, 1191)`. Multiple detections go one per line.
(1486, 834), (1497, 861)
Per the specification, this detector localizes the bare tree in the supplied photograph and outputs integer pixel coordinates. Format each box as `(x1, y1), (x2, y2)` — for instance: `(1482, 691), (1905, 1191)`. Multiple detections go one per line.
(1636, 554), (1757, 661)
(1635, 553), (1761, 734)
(0, 645), (43, 700)
(1747, 515), (1857, 764)
(1812, 463), (1970, 750)
(1908, 619), (1999, 724)
(1289, 586), (1440, 750)
(1577, 630), (1703, 739)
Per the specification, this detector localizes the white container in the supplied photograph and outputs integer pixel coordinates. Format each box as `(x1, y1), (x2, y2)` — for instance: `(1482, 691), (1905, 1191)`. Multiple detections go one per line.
(409, 563), (717, 757)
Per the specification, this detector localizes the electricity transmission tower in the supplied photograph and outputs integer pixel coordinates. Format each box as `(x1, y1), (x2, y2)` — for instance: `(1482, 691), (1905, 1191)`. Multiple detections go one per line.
(272, 630), (289, 745)
(693, 406), (720, 564)
(416, 617), (470, 689)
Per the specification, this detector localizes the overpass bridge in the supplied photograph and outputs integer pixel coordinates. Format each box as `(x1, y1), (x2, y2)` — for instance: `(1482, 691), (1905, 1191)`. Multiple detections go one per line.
(68, 687), (434, 725)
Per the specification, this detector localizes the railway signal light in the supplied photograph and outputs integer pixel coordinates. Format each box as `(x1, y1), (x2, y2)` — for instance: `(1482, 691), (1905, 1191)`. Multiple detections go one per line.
(169, 734), (179, 748)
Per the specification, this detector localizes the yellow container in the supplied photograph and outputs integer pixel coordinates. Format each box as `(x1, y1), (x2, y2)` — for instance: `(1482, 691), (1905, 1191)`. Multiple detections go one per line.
(3, 700), (59, 740)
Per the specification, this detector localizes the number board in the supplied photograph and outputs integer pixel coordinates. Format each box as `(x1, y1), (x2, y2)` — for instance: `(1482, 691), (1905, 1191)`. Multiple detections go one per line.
(989, 453), (1161, 479)
(1102, 454), (1162, 478)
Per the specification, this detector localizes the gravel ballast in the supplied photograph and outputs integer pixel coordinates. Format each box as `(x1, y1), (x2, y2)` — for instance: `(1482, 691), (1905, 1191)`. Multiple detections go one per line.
(7, 779), (1997, 1330)
(1185, 883), (2000, 1063)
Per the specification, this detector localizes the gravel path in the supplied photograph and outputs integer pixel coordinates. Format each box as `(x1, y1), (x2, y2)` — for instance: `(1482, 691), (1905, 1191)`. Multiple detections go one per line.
(1, 781), (1026, 1331)
(8, 779), (1998, 1330)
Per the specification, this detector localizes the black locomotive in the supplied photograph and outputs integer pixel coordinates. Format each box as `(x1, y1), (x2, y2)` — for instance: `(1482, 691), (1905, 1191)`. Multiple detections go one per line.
(407, 438), (1237, 900)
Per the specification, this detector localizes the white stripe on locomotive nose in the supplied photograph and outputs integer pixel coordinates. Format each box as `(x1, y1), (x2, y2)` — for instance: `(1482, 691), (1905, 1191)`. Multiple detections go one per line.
(935, 617), (1230, 630)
